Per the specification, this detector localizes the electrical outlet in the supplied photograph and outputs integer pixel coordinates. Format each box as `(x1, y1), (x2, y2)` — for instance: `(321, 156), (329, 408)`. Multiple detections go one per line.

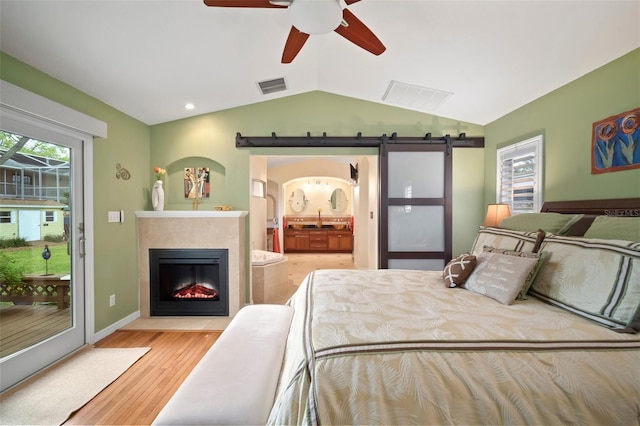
(109, 294), (115, 307)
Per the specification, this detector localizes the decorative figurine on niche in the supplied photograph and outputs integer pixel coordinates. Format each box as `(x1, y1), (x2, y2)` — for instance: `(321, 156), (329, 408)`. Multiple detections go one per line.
(184, 167), (210, 210)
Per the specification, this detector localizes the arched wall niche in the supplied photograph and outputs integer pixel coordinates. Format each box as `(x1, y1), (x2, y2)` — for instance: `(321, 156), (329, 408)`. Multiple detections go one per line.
(165, 156), (226, 207)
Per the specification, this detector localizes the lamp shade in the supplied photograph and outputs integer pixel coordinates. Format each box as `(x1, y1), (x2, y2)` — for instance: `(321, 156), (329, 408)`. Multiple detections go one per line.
(483, 204), (511, 227)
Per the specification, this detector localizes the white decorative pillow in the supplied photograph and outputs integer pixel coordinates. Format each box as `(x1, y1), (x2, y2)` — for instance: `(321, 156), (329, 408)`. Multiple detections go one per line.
(443, 254), (477, 288)
(463, 251), (538, 305)
(531, 235), (640, 332)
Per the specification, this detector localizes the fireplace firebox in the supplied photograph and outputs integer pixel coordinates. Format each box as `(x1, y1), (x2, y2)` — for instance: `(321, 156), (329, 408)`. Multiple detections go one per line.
(149, 248), (229, 316)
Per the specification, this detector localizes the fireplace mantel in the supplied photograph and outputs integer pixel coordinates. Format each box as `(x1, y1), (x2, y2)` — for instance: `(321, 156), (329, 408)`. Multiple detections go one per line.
(135, 210), (248, 219)
(136, 210), (248, 319)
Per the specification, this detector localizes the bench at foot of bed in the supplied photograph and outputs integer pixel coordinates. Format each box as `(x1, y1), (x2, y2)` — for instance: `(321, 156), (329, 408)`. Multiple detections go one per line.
(152, 304), (294, 425)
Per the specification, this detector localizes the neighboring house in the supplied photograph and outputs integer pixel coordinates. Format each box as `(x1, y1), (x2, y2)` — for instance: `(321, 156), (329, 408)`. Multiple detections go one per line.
(0, 149), (68, 241)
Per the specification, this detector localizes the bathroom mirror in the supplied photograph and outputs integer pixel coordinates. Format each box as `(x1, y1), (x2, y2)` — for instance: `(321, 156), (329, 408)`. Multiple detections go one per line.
(330, 188), (348, 212)
(289, 188), (307, 213)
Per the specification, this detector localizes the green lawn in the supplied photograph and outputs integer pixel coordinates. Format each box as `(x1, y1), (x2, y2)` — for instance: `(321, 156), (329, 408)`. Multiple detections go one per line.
(0, 243), (70, 276)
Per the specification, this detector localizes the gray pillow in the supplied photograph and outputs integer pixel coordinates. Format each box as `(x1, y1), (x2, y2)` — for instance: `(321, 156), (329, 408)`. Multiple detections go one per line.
(482, 246), (546, 299)
(463, 251), (538, 305)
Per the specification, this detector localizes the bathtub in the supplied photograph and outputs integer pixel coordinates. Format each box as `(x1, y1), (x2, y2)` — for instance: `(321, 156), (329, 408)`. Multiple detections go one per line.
(251, 250), (289, 304)
(252, 249), (285, 266)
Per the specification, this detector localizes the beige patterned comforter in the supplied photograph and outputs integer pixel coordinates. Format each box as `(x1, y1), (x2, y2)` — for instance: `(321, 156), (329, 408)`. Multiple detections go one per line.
(267, 269), (640, 425)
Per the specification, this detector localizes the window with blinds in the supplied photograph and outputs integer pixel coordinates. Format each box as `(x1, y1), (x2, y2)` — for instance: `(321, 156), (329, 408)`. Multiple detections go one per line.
(496, 135), (543, 214)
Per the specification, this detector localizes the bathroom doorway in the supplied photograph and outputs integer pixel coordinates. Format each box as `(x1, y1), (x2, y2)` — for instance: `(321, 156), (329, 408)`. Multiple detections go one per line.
(249, 154), (378, 281)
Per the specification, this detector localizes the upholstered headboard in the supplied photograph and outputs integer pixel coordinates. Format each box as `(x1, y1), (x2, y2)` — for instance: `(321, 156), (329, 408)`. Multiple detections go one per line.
(540, 198), (640, 236)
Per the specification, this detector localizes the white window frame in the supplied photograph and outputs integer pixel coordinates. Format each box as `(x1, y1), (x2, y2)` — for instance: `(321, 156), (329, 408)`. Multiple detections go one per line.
(0, 211), (13, 224)
(496, 135), (544, 214)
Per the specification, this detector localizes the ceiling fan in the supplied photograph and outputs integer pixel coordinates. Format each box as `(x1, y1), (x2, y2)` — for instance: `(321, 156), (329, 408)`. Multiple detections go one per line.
(203, 0), (386, 63)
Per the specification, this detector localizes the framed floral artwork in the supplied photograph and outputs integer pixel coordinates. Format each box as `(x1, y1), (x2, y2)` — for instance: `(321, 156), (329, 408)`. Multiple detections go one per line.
(591, 107), (639, 174)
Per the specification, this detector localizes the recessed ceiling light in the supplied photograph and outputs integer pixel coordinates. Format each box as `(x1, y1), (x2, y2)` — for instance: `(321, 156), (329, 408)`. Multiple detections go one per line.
(185, 103), (195, 110)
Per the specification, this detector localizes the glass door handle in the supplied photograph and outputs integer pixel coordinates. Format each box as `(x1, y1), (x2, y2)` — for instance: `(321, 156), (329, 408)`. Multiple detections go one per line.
(78, 223), (86, 258)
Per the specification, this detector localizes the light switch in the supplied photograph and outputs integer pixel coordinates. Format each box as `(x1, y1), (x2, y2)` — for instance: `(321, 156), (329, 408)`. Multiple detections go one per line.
(108, 211), (120, 223)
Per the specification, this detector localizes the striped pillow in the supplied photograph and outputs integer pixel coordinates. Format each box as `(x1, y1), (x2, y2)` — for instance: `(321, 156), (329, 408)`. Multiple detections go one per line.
(470, 227), (544, 256)
(530, 235), (640, 332)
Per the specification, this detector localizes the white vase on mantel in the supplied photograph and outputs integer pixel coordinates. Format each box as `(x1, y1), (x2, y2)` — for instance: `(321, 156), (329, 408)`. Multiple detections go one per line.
(152, 180), (164, 211)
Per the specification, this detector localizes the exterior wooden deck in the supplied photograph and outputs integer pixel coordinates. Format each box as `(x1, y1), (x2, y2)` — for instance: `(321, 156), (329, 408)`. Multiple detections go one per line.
(0, 304), (71, 358)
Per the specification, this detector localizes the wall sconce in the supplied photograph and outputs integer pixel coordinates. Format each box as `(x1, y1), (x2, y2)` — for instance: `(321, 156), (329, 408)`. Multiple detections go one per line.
(251, 179), (265, 198)
(483, 204), (511, 227)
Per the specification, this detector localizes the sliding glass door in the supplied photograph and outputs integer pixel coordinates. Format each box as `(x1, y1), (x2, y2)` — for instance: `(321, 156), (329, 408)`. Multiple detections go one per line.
(0, 123), (85, 391)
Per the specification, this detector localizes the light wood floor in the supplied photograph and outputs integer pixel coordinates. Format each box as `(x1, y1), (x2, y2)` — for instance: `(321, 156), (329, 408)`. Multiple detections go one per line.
(64, 330), (220, 425)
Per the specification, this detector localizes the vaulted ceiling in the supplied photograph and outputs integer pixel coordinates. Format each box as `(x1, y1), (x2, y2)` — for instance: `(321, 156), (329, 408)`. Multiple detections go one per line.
(1, 1), (638, 126)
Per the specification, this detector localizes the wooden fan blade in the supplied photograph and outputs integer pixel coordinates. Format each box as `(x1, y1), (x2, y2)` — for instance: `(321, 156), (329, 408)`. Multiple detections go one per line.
(344, 0), (361, 5)
(281, 27), (310, 63)
(334, 8), (385, 56)
(203, 0), (286, 8)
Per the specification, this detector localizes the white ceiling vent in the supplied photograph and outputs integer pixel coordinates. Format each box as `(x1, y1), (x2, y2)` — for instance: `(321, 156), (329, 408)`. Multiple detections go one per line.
(257, 77), (287, 95)
(382, 80), (453, 111)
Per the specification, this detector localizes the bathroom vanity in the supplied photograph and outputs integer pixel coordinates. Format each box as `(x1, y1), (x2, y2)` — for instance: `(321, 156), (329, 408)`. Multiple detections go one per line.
(284, 222), (353, 253)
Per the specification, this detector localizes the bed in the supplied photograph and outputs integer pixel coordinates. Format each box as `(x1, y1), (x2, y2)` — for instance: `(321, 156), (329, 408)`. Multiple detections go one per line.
(267, 198), (640, 425)
(153, 198), (640, 426)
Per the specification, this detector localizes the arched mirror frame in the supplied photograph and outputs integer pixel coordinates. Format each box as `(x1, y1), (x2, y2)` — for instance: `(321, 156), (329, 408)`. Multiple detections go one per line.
(330, 188), (348, 213)
(289, 188), (307, 213)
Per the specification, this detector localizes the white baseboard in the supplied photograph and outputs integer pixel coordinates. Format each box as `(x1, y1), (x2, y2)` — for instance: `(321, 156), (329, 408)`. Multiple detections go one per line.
(93, 311), (140, 343)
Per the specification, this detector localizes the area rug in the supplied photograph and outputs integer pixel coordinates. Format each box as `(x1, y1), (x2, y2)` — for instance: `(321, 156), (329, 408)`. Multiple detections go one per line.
(0, 347), (150, 425)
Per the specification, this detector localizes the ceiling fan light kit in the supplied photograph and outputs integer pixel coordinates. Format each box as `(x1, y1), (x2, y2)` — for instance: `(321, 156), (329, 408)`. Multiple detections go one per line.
(203, 0), (385, 63)
(290, 0), (342, 34)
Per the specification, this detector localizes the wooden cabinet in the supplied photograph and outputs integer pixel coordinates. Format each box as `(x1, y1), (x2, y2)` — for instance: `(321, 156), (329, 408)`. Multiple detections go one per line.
(309, 230), (328, 250)
(284, 229), (309, 251)
(284, 228), (352, 253)
(327, 230), (353, 252)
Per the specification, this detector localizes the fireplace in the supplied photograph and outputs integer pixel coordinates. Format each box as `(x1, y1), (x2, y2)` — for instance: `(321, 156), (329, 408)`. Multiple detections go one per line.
(149, 248), (229, 316)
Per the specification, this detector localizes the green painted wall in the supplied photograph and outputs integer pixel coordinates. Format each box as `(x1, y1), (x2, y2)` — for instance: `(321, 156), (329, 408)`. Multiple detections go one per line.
(1, 52), (151, 332)
(484, 49), (640, 205)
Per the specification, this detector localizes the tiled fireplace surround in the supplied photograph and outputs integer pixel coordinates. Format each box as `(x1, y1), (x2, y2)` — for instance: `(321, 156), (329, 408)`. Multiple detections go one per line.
(136, 211), (248, 319)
